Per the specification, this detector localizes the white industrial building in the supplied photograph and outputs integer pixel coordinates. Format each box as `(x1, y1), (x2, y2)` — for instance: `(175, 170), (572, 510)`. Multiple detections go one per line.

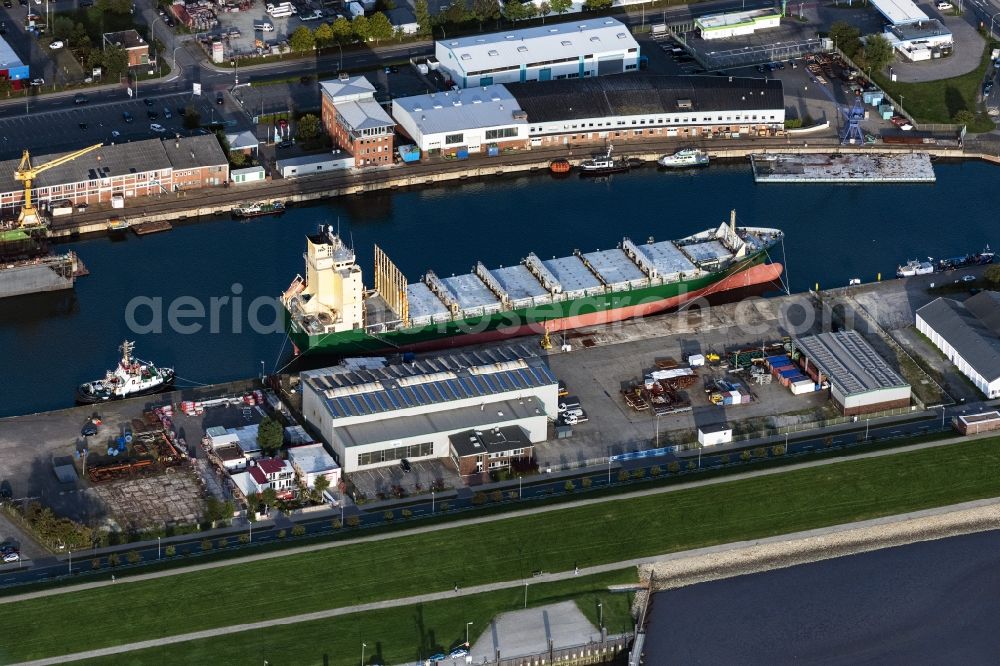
(794, 330), (911, 416)
(435, 18), (640, 89)
(916, 292), (1000, 398)
(275, 152), (353, 178)
(694, 9), (781, 40)
(288, 443), (342, 488)
(869, 0), (952, 60)
(300, 345), (558, 473)
(698, 424), (733, 447)
(392, 85), (529, 153)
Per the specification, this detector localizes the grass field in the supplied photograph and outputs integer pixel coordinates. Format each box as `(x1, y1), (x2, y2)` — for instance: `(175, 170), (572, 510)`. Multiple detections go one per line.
(74, 570), (637, 666)
(4, 437), (1000, 662)
(876, 41), (998, 133)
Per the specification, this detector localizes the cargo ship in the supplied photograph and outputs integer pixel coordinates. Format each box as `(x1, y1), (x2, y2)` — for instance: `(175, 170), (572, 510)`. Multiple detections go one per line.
(0, 225), (86, 300)
(281, 211), (784, 356)
(76, 340), (175, 404)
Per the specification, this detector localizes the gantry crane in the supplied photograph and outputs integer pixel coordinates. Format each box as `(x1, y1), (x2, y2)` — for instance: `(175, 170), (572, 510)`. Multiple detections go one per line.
(15, 143), (103, 228)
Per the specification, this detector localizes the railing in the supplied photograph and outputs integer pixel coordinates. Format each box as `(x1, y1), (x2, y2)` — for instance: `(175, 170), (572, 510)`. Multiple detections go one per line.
(474, 634), (632, 666)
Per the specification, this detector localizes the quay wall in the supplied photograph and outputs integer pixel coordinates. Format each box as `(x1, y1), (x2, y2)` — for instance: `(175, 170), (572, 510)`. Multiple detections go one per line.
(47, 142), (999, 239)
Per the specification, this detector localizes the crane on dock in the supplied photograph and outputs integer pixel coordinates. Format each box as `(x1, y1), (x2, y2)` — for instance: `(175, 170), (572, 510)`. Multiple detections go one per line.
(15, 143), (103, 228)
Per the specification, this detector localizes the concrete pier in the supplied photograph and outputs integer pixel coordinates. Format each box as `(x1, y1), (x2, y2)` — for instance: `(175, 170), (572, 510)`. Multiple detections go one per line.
(750, 152), (937, 183)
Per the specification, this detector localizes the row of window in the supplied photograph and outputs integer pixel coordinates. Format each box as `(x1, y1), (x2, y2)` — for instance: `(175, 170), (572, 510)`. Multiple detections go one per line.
(531, 114), (778, 133)
(484, 127), (519, 140)
(357, 441), (433, 466)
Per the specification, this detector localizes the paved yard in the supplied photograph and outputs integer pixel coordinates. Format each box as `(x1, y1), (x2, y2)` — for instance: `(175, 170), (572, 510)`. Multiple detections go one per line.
(470, 600), (601, 662)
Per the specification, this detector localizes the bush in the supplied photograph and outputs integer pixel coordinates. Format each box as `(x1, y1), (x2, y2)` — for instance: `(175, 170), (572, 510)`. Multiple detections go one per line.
(686, 461), (697, 471)
(401, 509), (413, 519)
(631, 468), (646, 480)
(108, 553), (121, 567)
(740, 450), (752, 462)
(752, 447), (767, 458)
(784, 118), (803, 129)
(438, 501), (450, 512)
(617, 470), (630, 483)
(383, 511), (395, 522)
(90, 557), (102, 570)
(331, 518), (342, 530)
(164, 545), (176, 557)
(217, 537), (228, 549)
(581, 477), (592, 488)
(667, 461), (680, 473)
(291, 525), (306, 537)
(200, 539), (213, 552)
(238, 534), (250, 545)
(472, 492), (487, 506)
(346, 516), (360, 528)
(126, 549), (141, 564)
(564, 480), (576, 492)
(489, 490), (503, 503)
(717, 454), (730, 465)
(650, 466), (662, 477)
(771, 444), (787, 457)
(277, 529), (287, 539)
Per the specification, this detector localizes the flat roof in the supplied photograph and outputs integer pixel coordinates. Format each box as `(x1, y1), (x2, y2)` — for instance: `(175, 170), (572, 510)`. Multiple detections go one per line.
(438, 18), (636, 73)
(695, 8), (781, 30)
(917, 293), (1000, 382)
(543, 256), (600, 292)
(407, 281), (450, 320)
(393, 85), (525, 136)
(0, 34), (24, 70)
(890, 19), (951, 41)
(508, 74), (783, 123)
(636, 240), (696, 276)
(337, 397), (544, 448)
(302, 344), (557, 421)
(287, 443), (339, 474)
(490, 265), (548, 300)
(870, 0), (927, 25)
(442, 273), (499, 309)
(958, 411), (1000, 425)
(103, 29), (147, 49)
(449, 424), (532, 457)
(582, 249), (645, 285)
(795, 330), (909, 397)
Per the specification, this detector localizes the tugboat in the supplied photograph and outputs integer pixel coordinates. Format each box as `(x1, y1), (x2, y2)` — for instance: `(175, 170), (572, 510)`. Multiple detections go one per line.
(233, 201), (285, 219)
(658, 148), (710, 168)
(896, 258), (935, 278)
(578, 144), (632, 175)
(938, 245), (995, 271)
(76, 341), (175, 404)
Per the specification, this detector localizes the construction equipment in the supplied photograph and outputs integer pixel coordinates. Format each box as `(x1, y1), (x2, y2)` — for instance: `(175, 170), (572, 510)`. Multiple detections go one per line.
(540, 328), (553, 350)
(15, 143), (103, 228)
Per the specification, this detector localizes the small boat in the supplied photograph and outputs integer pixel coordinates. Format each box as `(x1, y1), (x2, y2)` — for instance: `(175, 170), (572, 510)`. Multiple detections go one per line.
(896, 258), (935, 278)
(233, 201), (285, 219)
(578, 144), (631, 175)
(658, 148), (710, 168)
(549, 158), (571, 174)
(76, 341), (175, 404)
(937, 245), (995, 271)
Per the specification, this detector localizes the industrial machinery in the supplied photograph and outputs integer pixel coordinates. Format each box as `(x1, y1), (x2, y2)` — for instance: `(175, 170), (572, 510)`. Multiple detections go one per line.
(15, 143), (103, 228)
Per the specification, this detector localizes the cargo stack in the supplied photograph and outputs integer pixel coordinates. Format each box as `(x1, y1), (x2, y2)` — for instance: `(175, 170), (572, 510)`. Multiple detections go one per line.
(767, 354), (821, 395)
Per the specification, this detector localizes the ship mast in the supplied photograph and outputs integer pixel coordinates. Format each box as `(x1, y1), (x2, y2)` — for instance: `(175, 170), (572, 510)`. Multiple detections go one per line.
(120, 340), (134, 366)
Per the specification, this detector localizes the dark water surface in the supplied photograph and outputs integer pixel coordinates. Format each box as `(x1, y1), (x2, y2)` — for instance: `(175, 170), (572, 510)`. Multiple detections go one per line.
(1, 160), (997, 417)
(644, 529), (1000, 665)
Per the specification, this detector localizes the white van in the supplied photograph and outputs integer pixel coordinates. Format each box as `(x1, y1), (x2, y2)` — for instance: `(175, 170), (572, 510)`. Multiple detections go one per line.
(254, 22), (275, 31)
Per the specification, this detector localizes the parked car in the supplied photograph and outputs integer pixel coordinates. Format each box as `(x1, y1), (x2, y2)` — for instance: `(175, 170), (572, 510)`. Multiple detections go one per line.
(277, 139), (293, 149)
(400, 458), (412, 473)
(448, 648), (469, 659)
(164, 16), (175, 27)
(144, 97), (154, 107)
(427, 654), (446, 663)
(149, 123), (166, 133)
(80, 0), (93, 5)
(49, 40), (64, 49)
(122, 110), (133, 122)
(163, 107), (171, 118)
(1, 1), (10, 8)
(962, 274), (976, 282)
(81, 423), (98, 436)
(936, 1), (952, 9)
(2, 552), (19, 563)
(73, 93), (88, 104)
(77, 203), (89, 210)
(216, 92), (224, 105)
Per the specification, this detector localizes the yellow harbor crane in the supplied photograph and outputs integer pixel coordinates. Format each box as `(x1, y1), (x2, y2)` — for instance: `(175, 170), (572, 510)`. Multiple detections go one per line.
(15, 143), (103, 228)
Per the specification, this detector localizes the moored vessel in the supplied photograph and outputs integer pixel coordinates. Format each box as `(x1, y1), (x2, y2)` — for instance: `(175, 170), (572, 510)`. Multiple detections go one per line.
(281, 211), (785, 356)
(897, 259), (935, 278)
(233, 201), (286, 219)
(549, 159), (571, 174)
(578, 144), (632, 175)
(658, 148), (710, 168)
(938, 245), (994, 271)
(76, 340), (176, 404)
(0, 224), (86, 299)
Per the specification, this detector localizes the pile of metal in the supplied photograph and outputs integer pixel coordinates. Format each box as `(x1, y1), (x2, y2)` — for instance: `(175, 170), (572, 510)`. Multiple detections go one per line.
(87, 458), (154, 483)
(185, 2), (220, 31)
(622, 363), (696, 415)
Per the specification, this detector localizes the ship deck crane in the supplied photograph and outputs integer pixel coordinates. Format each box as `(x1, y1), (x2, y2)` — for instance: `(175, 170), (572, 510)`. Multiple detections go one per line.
(15, 143), (103, 228)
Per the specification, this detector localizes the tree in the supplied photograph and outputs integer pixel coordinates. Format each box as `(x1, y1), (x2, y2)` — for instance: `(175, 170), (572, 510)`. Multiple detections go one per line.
(164, 545), (176, 557)
(401, 508), (413, 519)
(102, 45), (129, 79)
(550, 0), (571, 13)
(313, 22), (334, 48)
(71, 22), (91, 48)
(861, 33), (893, 72)
(256, 416), (284, 456)
(52, 16), (74, 40)
(539, 1), (551, 21)
(523, 2), (539, 19)
(313, 474), (331, 501)
(444, 1), (469, 25)
(368, 12), (393, 44)
(183, 105), (201, 129)
(261, 487), (279, 512)
(97, 0), (132, 13)
(376, 0), (396, 10)
(985, 264), (1000, 286)
(829, 21), (861, 58)
(583, 0), (612, 9)
(473, 0), (500, 29)
(229, 150), (247, 167)
(126, 549), (141, 564)
(414, 0), (432, 36)
(200, 539), (213, 552)
(352, 15), (371, 42)
(291, 525), (306, 536)
(331, 16), (354, 44)
(0, 78), (10, 99)
(205, 496), (227, 525)
(289, 26), (316, 53)
(296, 113), (321, 142)
(954, 109), (975, 125)
(383, 510), (395, 522)
(346, 515), (360, 527)
(108, 553), (121, 567)
(503, 0), (528, 21)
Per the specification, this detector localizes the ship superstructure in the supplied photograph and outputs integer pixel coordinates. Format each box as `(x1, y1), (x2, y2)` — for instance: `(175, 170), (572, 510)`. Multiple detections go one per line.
(282, 212), (784, 355)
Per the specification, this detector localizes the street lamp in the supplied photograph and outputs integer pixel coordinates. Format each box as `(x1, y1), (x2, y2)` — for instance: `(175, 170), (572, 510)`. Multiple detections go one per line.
(465, 621), (473, 646)
(361, 642), (367, 666)
(431, 489), (435, 514)
(232, 59), (239, 87)
(68, 549), (72, 574)
(991, 12), (1000, 41)
(157, 536), (161, 560)
(518, 475), (522, 498)
(598, 601), (603, 630)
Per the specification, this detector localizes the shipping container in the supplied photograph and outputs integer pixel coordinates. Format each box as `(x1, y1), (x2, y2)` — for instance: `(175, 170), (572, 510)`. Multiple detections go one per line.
(398, 145), (421, 163)
(455, 148), (469, 160)
(487, 145), (500, 157)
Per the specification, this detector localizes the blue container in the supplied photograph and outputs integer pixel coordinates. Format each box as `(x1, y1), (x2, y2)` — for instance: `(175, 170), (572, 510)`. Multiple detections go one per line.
(487, 146), (500, 157)
(455, 148), (469, 160)
(124, 433), (133, 444)
(118, 440), (126, 452)
(779, 369), (799, 378)
(117, 436), (125, 446)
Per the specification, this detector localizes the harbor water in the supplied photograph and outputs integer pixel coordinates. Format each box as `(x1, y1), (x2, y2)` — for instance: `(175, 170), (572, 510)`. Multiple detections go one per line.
(1, 159), (997, 417)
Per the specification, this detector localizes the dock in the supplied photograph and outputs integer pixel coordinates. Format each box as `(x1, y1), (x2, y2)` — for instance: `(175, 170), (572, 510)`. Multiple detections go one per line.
(132, 220), (172, 236)
(749, 152), (936, 184)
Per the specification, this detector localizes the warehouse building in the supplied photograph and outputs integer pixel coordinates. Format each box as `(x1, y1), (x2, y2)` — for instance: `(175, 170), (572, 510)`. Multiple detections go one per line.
(869, 0), (952, 60)
(435, 18), (640, 89)
(0, 135), (228, 212)
(320, 75), (395, 167)
(508, 74), (785, 145)
(694, 9), (781, 40)
(392, 85), (529, 154)
(0, 35), (29, 86)
(916, 292), (1000, 398)
(794, 330), (911, 416)
(300, 344), (558, 473)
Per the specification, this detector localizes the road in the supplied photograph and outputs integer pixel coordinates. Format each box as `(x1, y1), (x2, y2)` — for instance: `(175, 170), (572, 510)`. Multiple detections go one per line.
(15, 493), (1000, 665)
(0, 417), (978, 591)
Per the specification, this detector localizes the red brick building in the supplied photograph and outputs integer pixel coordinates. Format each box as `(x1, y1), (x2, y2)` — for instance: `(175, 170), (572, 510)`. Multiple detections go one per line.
(449, 426), (533, 478)
(102, 30), (150, 68)
(320, 75), (395, 168)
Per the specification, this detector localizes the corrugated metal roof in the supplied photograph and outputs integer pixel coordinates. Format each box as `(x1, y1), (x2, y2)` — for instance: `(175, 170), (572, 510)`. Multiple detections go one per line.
(795, 330), (909, 397)
(319, 75), (376, 102)
(302, 344), (556, 419)
(918, 293), (1000, 382)
(870, 0), (927, 25)
(0, 34), (24, 70)
(393, 85), (525, 136)
(509, 74), (783, 123)
(336, 98), (394, 131)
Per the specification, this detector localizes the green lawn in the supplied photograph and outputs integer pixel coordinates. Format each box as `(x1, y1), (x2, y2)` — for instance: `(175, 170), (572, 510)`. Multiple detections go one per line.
(875, 41), (998, 132)
(5, 437), (1000, 662)
(75, 570), (636, 666)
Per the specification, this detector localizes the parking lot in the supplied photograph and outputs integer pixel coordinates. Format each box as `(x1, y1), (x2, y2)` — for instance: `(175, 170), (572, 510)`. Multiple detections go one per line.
(348, 456), (462, 503)
(195, 0), (332, 60)
(0, 90), (240, 160)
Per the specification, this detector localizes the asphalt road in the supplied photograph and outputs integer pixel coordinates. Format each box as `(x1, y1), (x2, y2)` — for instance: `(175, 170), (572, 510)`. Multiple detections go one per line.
(0, 414), (968, 590)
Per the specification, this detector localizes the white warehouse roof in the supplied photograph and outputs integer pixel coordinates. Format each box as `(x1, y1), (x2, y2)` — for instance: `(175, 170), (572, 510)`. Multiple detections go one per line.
(869, 0), (927, 25)
(438, 18), (637, 72)
(393, 85), (526, 135)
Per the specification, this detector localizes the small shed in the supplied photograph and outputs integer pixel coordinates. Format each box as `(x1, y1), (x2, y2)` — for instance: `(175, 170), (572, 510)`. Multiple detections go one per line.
(230, 166), (265, 184)
(698, 423), (733, 447)
(276, 153), (353, 178)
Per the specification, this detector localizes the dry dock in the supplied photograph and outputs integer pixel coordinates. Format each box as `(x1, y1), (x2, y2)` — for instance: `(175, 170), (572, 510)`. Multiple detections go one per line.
(750, 153), (936, 183)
